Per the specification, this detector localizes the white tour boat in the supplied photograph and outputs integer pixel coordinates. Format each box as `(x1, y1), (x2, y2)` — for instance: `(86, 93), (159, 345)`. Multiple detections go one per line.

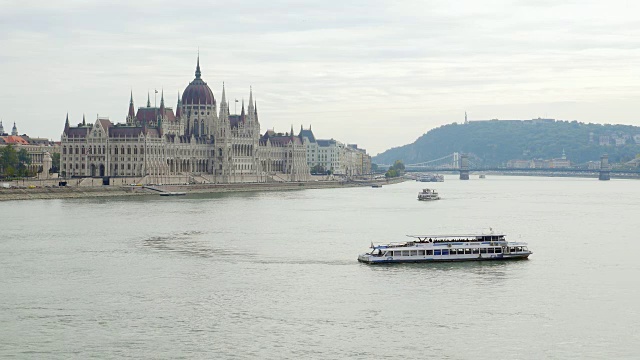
(358, 234), (532, 264)
(418, 188), (440, 201)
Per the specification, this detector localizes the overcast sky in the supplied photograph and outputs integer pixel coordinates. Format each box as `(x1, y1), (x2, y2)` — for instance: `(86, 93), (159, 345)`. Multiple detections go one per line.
(1, 0), (639, 155)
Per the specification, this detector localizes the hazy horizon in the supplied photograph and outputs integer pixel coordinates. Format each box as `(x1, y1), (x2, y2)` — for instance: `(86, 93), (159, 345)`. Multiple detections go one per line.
(2, 0), (640, 155)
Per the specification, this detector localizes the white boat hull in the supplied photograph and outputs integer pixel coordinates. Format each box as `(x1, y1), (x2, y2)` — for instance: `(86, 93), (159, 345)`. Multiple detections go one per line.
(358, 252), (531, 264)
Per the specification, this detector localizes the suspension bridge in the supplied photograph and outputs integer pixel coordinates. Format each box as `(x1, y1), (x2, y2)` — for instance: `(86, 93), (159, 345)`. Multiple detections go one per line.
(378, 153), (640, 180)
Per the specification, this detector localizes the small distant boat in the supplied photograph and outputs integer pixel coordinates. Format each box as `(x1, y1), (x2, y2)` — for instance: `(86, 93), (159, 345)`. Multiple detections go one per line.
(417, 174), (444, 182)
(372, 184), (382, 188)
(358, 234), (532, 264)
(418, 188), (440, 201)
(159, 191), (187, 196)
(479, 174), (486, 179)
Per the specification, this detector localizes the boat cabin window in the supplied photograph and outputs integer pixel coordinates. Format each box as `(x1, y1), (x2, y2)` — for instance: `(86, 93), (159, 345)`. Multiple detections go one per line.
(426, 250), (433, 255)
(434, 250), (441, 255)
(522, 247), (528, 251)
(464, 249), (471, 254)
(418, 250), (425, 256)
(516, 247), (523, 252)
(441, 249), (449, 255)
(410, 250), (417, 256)
(487, 248), (494, 254)
(472, 248), (479, 254)
(495, 247), (502, 253)
(480, 248), (487, 254)
(382, 251), (390, 257)
(401, 250), (410, 256)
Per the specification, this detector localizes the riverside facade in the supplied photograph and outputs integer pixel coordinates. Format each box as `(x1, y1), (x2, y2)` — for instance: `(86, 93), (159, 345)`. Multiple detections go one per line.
(60, 57), (310, 184)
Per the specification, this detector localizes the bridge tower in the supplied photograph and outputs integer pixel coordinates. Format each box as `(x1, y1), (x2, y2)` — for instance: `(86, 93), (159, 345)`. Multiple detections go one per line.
(599, 154), (610, 181)
(453, 152), (460, 168)
(459, 153), (470, 180)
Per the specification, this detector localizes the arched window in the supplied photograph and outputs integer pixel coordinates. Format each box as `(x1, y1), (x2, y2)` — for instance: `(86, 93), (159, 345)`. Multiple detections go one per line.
(200, 120), (205, 135)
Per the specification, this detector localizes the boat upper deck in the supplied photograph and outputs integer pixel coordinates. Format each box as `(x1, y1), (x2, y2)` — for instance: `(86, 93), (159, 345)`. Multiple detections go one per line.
(372, 234), (523, 250)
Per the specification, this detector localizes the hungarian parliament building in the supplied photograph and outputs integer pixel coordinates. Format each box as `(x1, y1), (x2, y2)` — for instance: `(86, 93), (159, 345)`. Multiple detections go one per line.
(60, 58), (373, 184)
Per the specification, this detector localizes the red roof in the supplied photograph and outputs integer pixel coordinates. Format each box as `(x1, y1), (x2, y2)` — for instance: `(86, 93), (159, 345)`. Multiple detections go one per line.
(135, 107), (176, 124)
(1, 135), (29, 144)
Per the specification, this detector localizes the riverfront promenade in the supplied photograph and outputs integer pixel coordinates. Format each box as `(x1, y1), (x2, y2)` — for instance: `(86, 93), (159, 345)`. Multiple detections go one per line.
(0, 178), (402, 202)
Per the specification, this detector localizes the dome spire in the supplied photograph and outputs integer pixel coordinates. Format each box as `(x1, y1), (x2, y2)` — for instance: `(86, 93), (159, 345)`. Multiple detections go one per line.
(195, 52), (201, 79)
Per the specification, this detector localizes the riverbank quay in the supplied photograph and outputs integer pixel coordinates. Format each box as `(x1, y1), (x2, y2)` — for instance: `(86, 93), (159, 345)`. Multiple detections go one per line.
(0, 178), (403, 202)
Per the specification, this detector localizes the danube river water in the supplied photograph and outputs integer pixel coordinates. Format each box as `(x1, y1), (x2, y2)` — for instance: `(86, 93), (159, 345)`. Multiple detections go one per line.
(1, 176), (639, 359)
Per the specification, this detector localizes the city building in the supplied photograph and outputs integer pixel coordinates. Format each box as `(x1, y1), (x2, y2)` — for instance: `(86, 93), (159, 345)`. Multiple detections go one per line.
(0, 121), (59, 178)
(60, 57), (310, 184)
(298, 126), (371, 177)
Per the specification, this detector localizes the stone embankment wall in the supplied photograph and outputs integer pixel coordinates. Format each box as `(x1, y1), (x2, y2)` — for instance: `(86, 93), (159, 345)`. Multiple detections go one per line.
(0, 178), (402, 202)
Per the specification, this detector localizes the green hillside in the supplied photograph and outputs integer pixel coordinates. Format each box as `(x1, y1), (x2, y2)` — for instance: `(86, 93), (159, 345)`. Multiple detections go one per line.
(373, 120), (640, 166)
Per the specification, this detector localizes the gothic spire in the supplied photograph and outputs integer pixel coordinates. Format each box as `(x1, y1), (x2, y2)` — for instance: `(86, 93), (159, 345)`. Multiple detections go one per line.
(128, 90), (135, 118)
(64, 113), (70, 134)
(147, 92), (151, 107)
(82, 114), (86, 126)
(176, 91), (182, 118)
(195, 52), (201, 79)
(247, 87), (255, 115)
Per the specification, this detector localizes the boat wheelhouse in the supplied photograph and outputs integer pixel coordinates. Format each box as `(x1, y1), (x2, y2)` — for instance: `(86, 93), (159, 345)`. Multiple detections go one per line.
(418, 188), (440, 201)
(358, 234), (532, 264)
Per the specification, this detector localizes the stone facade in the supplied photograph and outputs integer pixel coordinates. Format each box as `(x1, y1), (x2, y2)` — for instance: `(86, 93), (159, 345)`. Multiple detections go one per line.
(60, 58), (310, 183)
(298, 126), (371, 177)
(0, 121), (59, 178)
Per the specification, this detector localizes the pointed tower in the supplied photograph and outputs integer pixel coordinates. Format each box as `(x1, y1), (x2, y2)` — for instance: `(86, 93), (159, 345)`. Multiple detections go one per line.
(0, 120), (4, 135)
(11, 122), (18, 136)
(195, 52), (202, 79)
(159, 89), (165, 121)
(219, 82), (228, 120)
(82, 114), (86, 126)
(147, 92), (151, 107)
(63, 113), (70, 135)
(127, 91), (136, 124)
(176, 91), (182, 118)
(240, 99), (246, 123)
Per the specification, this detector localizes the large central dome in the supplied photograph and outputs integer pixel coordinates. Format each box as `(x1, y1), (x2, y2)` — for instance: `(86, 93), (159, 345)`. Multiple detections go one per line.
(182, 57), (215, 105)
